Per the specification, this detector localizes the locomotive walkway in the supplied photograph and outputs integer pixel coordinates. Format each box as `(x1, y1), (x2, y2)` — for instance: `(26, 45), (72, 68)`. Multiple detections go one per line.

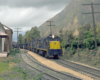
(25, 50), (93, 80)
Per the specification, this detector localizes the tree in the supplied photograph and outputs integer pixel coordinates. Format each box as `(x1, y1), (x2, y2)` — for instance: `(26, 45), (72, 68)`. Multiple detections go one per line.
(22, 26), (41, 43)
(78, 23), (91, 44)
(59, 29), (63, 42)
(64, 30), (74, 45)
(71, 38), (78, 50)
(18, 34), (22, 44)
(83, 38), (95, 50)
(29, 27), (40, 39)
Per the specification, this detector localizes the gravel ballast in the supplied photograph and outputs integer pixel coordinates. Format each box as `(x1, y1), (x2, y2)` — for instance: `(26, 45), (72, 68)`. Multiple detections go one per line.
(27, 50), (94, 80)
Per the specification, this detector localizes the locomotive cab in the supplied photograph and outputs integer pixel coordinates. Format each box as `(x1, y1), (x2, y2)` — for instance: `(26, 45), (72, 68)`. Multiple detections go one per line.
(46, 34), (63, 58)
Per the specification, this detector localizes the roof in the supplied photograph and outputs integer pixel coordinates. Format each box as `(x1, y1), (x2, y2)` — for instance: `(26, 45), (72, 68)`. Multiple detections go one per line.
(3, 26), (9, 30)
(1, 23), (13, 34)
(0, 32), (8, 37)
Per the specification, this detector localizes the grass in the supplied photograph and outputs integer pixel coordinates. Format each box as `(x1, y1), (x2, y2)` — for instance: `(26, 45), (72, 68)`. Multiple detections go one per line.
(12, 59), (20, 63)
(0, 62), (9, 74)
(12, 67), (29, 80)
(0, 48), (43, 80)
(62, 48), (100, 68)
(33, 73), (43, 80)
(0, 78), (5, 80)
(0, 48), (26, 80)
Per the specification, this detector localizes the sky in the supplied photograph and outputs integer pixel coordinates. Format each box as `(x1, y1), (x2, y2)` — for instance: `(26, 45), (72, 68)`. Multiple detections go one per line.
(0, 0), (69, 41)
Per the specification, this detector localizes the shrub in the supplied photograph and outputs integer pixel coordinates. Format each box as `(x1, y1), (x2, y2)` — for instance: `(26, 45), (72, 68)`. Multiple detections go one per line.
(71, 40), (78, 50)
(83, 37), (95, 50)
(9, 48), (20, 55)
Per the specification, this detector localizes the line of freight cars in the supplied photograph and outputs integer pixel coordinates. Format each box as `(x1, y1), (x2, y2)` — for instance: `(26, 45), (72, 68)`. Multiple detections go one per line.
(14, 34), (63, 58)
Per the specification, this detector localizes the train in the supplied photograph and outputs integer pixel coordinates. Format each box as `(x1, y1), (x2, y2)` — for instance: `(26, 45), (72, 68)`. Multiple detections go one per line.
(13, 34), (63, 58)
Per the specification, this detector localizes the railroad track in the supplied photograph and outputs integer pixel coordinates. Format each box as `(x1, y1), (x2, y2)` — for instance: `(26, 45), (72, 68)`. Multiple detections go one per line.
(21, 52), (82, 80)
(51, 59), (100, 80)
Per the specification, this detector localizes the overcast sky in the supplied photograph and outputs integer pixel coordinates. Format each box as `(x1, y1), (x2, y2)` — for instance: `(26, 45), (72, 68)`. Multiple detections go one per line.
(0, 0), (69, 41)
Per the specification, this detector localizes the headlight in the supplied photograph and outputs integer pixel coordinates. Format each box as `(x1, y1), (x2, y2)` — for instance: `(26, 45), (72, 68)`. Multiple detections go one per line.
(52, 35), (54, 38)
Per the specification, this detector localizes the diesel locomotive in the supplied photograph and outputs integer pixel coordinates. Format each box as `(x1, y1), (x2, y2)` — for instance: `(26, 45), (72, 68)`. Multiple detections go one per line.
(17, 34), (63, 58)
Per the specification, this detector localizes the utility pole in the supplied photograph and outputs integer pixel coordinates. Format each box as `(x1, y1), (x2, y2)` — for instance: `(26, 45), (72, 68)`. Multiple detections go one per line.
(46, 21), (55, 35)
(14, 28), (21, 47)
(82, 2), (100, 50)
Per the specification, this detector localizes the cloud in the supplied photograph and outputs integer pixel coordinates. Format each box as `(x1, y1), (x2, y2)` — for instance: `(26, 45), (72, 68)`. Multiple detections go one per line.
(0, 6), (63, 28)
(0, 0), (69, 41)
(0, 6), (63, 41)
(0, 0), (69, 10)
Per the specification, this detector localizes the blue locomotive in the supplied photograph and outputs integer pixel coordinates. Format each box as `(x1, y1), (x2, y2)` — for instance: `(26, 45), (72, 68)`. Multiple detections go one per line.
(18, 34), (63, 58)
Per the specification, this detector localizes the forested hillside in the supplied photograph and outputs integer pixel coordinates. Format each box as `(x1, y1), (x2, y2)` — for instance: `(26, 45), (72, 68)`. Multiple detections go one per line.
(38, 0), (100, 37)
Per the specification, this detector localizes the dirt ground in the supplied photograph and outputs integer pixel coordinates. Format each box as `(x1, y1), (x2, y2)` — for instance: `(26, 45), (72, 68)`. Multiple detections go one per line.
(27, 50), (94, 80)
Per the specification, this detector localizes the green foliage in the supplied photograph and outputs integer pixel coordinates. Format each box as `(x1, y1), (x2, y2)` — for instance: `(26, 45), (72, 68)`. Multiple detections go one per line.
(59, 29), (63, 42)
(29, 27), (40, 39)
(71, 40), (78, 50)
(33, 73), (43, 80)
(12, 59), (20, 63)
(0, 78), (5, 80)
(59, 23), (100, 50)
(62, 39), (66, 48)
(22, 26), (40, 43)
(66, 47), (70, 51)
(84, 31), (94, 39)
(12, 67), (28, 80)
(63, 30), (74, 45)
(78, 23), (91, 43)
(0, 62), (9, 74)
(9, 48), (20, 55)
(97, 38), (100, 46)
(3, 60), (9, 63)
(83, 38), (95, 50)
(18, 34), (23, 44)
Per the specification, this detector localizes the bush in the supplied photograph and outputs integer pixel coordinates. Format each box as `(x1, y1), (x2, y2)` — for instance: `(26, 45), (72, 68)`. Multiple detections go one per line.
(71, 40), (78, 50)
(62, 39), (66, 48)
(66, 47), (70, 51)
(97, 38), (100, 46)
(83, 37), (95, 50)
(9, 48), (20, 55)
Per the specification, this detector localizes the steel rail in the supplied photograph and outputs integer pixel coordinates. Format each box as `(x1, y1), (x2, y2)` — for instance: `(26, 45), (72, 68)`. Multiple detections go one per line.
(21, 54), (61, 80)
(23, 53), (82, 80)
(52, 59), (100, 80)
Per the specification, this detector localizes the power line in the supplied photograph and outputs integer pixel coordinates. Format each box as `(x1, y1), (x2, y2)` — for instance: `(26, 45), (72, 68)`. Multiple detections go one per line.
(46, 21), (55, 35)
(14, 28), (21, 46)
(82, 2), (100, 50)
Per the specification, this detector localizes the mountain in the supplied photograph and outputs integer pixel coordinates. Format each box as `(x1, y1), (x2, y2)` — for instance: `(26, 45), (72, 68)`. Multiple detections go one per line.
(38, 0), (100, 37)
